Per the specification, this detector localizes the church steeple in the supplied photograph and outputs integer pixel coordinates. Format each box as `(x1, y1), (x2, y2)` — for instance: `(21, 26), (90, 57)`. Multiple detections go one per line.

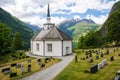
(43, 3), (55, 30)
(47, 3), (51, 23)
(47, 3), (50, 17)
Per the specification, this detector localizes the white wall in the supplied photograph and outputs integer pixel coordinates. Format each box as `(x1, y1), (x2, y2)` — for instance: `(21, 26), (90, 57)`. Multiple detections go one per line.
(31, 40), (72, 56)
(44, 41), (62, 56)
(31, 40), (44, 56)
(63, 40), (72, 55)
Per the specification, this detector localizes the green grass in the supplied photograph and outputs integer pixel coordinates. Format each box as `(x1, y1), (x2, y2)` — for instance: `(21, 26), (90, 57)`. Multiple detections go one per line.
(0, 53), (60, 80)
(54, 47), (120, 80)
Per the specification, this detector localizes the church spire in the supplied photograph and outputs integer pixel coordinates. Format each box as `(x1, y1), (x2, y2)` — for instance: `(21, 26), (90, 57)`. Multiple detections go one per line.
(47, 3), (50, 17)
(46, 3), (51, 23)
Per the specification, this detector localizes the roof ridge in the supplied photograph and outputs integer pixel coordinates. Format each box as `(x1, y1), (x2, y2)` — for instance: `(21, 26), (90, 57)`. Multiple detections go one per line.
(44, 27), (54, 39)
(55, 27), (63, 40)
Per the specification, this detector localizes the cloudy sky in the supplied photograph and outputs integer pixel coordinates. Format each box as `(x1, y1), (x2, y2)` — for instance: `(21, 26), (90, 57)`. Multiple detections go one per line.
(0, 0), (119, 27)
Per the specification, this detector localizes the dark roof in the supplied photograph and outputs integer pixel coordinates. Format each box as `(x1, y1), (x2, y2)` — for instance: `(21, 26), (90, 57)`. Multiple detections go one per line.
(32, 26), (72, 41)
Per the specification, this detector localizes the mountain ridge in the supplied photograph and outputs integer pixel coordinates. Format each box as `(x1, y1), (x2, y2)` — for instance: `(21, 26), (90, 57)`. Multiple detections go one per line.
(58, 18), (100, 42)
(0, 7), (33, 49)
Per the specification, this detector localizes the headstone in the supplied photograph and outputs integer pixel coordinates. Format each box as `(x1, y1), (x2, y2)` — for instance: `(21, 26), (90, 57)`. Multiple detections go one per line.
(10, 72), (17, 78)
(89, 53), (92, 57)
(105, 49), (109, 55)
(98, 62), (102, 70)
(96, 55), (99, 60)
(86, 55), (89, 59)
(90, 64), (98, 73)
(28, 65), (31, 72)
(100, 53), (103, 57)
(11, 63), (16, 67)
(38, 61), (45, 68)
(21, 65), (24, 74)
(16, 64), (21, 68)
(75, 55), (78, 62)
(2, 68), (10, 75)
(102, 59), (107, 66)
(89, 57), (93, 63)
(110, 56), (114, 61)
(38, 59), (41, 62)
(44, 58), (50, 63)
(86, 51), (88, 55)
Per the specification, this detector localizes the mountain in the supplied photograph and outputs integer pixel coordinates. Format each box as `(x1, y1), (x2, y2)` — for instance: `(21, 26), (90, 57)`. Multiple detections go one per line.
(0, 7), (33, 49)
(98, 1), (120, 46)
(25, 23), (41, 32)
(58, 19), (100, 42)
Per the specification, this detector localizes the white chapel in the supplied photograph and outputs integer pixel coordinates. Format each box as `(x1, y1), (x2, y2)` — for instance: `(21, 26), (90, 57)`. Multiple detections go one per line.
(31, 4), (72, 56)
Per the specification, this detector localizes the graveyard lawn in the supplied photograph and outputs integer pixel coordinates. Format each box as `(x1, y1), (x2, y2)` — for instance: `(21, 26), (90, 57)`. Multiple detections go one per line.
(0, 58), (60, 80)
(54, 47), (120, 80)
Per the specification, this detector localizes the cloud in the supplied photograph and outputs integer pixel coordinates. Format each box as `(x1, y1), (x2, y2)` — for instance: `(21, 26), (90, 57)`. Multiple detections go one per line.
(73, 15), (81, 19)
(86, 14), (108, 24)
(0, 0), (118, 27)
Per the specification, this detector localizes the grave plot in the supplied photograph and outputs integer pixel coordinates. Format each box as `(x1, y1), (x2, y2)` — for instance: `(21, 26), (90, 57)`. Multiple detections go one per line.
(54, 47), (120, 80)
(0, 57), (60, 80)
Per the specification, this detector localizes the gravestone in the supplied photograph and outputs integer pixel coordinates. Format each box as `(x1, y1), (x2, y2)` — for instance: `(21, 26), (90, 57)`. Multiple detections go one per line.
(2, 68), (10, 75)
(75, 55), (78, 62)
(38, 61), (45, 68)
(89, 53), (92, 57)
(86, 55), (89, 59)
(28, 65), (31, 72)
(89, 57), (93, 63)
(105, 49), (109, 55)
(100, 53), (103, 57)
(44, 58), (50, 63)
(86, 51), (88, 55)
(110, 56), (114, 61)
(11, 63), (16, 67)
(90, 64), (98, 73)
(38, 59), (41, 62)
(102, 59), (107, 66)
(96, 55), (99, 60)
(16, 63), (21, 68)
(21, 66), (24, 74)
(98, 62), (102, 70)
(10, 72), (17, 78)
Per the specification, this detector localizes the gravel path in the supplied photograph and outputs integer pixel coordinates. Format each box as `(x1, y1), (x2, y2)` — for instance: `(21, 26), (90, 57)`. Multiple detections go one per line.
(20, 53), (75, 80)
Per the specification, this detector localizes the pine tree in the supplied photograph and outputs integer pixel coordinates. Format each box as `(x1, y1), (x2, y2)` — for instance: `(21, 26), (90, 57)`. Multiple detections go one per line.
(12, 32), (23, 51)
(0, 22), (11, 54)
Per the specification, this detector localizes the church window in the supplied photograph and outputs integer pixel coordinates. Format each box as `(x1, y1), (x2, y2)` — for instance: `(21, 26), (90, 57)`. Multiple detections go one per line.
(36, 43), (39, 51)
(47, 44), (52, 52)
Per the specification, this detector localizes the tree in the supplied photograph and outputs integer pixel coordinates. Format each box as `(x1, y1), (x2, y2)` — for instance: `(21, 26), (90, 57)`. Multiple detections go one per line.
(77, 30), (101, 49)
(0, 22), (11, 54)
(11, 32), (23, 51)
(77, 36), (86, 49)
